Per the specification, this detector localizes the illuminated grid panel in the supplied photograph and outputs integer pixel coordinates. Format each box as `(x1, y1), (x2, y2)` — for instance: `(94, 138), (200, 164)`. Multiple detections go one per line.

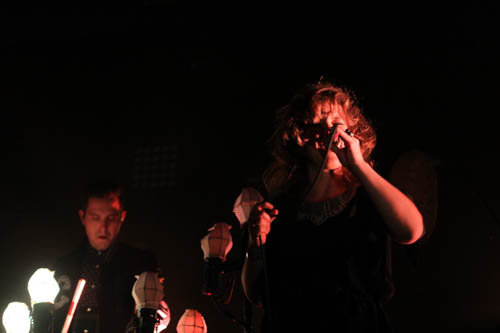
(132, 144), (177, 189)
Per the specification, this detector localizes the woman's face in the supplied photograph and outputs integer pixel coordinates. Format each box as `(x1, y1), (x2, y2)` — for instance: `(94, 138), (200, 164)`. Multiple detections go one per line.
(312, 101), (345, 128)
(298, 101), (348, 170)
(299, 101), (347, 149)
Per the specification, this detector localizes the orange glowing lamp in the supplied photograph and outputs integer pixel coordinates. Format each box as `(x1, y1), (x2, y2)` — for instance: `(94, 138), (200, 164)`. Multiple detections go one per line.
(200, 222), (233, 261)
(176, 309), (207, 333)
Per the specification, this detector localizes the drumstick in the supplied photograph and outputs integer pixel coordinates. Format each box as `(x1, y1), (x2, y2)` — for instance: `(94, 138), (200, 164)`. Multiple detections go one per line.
(61, 279), (86, 333)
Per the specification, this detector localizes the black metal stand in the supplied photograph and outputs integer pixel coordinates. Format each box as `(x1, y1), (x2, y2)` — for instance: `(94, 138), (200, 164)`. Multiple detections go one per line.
(136, 308), (158, 333)
(31, 302), (54, 333)
(202, 258), (223, 296)
(258, 237), (273, 333)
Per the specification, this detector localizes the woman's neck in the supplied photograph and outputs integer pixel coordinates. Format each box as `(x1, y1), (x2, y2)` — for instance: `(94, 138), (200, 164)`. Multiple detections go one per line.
(305, 168), (348, 203)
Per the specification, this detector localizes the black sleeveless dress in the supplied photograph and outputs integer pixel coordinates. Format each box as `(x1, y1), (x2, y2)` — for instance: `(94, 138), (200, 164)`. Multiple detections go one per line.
(260, 187), (395, 333)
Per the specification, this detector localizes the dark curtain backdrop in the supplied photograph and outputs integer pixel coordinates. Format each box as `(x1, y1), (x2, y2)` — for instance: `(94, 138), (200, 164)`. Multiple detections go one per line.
(1, 2), (499, 332)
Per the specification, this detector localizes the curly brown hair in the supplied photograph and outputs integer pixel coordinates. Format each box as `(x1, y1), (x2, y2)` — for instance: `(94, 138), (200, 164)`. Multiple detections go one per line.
(263, 80), (377, 197)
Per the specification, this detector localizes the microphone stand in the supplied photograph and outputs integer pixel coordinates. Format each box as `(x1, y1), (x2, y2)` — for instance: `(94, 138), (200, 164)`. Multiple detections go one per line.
(258, 235), (273, 333)
(204, 258), (255, 333)
(202, 227), (255, 333)
(204, 214), (274, 332)
(210, 295), (255, 333)
(242, 297), (253, 333)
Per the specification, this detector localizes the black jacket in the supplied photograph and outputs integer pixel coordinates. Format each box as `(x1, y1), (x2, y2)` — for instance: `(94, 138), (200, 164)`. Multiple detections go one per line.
(49, 240), (159, 333)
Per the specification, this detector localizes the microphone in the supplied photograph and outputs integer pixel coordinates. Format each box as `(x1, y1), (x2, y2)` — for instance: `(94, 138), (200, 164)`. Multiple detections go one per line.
(132, 271), (164, 333)
(233, 187), (277, 246)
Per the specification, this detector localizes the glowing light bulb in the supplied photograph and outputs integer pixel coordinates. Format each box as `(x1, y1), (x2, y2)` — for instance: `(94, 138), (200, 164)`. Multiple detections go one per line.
(176, 309), (207, 333)
(27, 268), (60, 305)
(2, 302), (31, 333)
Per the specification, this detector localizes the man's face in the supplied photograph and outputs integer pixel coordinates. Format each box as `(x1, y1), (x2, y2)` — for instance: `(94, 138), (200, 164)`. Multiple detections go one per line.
(79, 195), (126, 251)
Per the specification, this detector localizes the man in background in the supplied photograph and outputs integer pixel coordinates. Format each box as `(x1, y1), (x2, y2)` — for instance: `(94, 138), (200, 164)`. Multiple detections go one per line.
(50, 180), (161, 333)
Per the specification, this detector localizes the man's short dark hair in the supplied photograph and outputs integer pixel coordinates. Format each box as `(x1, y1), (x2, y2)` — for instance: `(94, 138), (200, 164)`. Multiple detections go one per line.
(79, 180), (126, 211)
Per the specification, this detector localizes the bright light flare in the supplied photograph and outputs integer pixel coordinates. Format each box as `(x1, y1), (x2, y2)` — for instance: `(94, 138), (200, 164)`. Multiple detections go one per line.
(2, 302), (31, 333)
(27, 268), (60, 305)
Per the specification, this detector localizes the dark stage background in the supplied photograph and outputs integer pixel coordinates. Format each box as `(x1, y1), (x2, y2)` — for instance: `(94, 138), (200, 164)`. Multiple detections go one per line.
(1, 2), (499, 332)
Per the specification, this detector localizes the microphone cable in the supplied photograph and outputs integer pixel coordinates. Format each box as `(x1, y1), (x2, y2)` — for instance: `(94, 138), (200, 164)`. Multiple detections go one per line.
(257, 124), (339, 332)
(258, 234), (272, 333)
(300, 123), (339, 205)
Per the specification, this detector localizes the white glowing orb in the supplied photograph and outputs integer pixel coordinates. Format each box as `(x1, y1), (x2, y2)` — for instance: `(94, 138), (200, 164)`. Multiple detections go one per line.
(2, 302), (31, 333)
(27, 268), (60, 305)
